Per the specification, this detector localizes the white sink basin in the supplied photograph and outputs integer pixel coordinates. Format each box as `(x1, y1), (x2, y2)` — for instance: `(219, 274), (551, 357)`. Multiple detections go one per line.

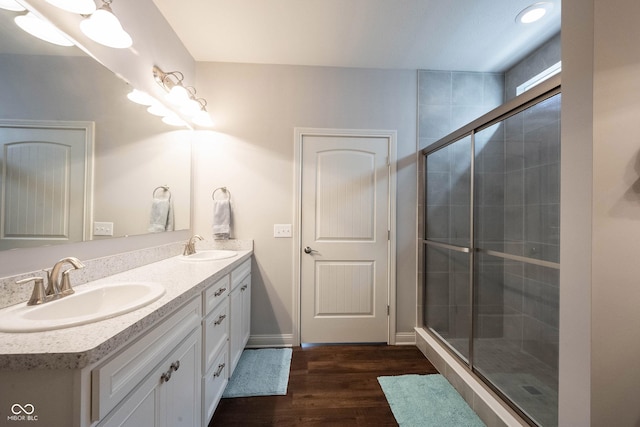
(0, 282), (165, 333)
(178, 250), (237, 262)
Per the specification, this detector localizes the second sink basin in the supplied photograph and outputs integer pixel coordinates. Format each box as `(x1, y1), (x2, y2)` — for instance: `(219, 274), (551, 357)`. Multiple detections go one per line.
(0, 282), (165, 333)
(178, 250), (237, 262)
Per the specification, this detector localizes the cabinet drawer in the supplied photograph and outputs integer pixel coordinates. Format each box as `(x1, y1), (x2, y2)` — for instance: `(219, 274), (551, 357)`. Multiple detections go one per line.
(231, 258), (251, 290)
(204, 275), (230, 315)
(203, 299), (229, 372)
(202, 346), (228, 424)
(92, 297), (202, 421)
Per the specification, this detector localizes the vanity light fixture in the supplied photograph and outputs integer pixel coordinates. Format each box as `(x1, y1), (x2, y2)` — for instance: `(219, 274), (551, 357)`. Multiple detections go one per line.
(152, 65), (214, 127)
(516, 2), (553, 24)
(14, 12), (74, 46)
(80, 0), (132, 49)
(45, 0), (96, 15)
(0, 0), (25, 12)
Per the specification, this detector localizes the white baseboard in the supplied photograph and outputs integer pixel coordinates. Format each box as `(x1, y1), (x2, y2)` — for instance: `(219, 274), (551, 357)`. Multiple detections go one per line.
(394, 331), (416, 345)
(246, 334), (294, 348)
(246, 332), (416, 348)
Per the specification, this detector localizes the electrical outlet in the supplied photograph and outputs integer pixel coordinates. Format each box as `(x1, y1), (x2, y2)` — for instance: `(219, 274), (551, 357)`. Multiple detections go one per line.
(94, 221), (114, 236)
(273, 224), (292, 238)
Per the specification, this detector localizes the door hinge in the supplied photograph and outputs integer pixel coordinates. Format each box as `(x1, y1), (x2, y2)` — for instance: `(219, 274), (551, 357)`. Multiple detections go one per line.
(387, 305), (390, 315)
(388, 230), (391, 240)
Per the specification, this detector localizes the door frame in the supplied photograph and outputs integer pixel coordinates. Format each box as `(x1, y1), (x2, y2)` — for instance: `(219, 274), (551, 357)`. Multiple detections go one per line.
(0, 119), (95, 242)
(293, 127), (397, 347)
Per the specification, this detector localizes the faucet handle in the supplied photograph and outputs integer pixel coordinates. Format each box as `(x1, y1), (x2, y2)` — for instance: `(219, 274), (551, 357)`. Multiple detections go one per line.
(16, 276), (47, 306)
(59, 269), (76, 296)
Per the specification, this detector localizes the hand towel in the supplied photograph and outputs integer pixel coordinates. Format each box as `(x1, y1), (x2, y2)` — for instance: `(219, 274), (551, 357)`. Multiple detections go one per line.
(212, 199), (231, 238)
(148, 197), (174, 232)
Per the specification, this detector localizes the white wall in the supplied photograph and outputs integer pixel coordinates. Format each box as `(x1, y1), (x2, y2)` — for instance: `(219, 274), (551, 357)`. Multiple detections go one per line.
(591, 0), (640, 424)
(562, 0), (640, 424)
(192, 63), (418, 342)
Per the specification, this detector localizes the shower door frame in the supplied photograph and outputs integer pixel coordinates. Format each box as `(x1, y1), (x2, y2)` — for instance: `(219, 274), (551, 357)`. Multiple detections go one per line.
(419, 74), (561, 425)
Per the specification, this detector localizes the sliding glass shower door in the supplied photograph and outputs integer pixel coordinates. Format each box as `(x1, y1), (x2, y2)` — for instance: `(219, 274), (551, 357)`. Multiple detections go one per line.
(424, 135), (473, 361)
(423, 91), (561, 427)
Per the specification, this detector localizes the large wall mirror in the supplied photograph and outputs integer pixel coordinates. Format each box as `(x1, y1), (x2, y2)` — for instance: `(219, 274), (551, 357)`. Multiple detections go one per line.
(0, 8), (191, 252)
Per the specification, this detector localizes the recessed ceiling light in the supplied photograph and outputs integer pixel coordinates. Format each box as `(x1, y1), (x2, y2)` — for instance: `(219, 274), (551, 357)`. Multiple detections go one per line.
(516, 2), (553, 24)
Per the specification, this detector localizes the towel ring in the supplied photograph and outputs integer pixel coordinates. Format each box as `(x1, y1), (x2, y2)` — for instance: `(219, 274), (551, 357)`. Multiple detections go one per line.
(153, 185), (171, 200)
(212, 187), (231, 201)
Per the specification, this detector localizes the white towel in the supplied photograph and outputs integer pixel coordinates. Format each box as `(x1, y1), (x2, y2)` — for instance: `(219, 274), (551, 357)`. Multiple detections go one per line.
(212, 199), (230, 237)
(148, 197), (174, 232)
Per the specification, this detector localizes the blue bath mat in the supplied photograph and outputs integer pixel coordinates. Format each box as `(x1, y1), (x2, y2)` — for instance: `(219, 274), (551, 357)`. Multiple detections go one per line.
(377, 374), (486, 426)
(223, 348), (293, 398)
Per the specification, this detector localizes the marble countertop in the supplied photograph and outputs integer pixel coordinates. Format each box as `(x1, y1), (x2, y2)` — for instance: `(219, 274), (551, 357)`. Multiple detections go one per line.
(0, 249), (252, 371)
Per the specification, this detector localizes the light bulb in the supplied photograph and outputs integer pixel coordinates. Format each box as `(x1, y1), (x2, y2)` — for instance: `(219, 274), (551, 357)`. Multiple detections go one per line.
(80, 7), (132, 49)
(15, 12), (74, 47)
(180, 99), (202, 117)
(166, 84), (190, 106)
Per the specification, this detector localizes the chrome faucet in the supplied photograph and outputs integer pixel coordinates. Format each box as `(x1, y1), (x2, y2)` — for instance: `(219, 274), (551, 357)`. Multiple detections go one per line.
(183, 234), (203, 256)
(45, 257), (85, 298)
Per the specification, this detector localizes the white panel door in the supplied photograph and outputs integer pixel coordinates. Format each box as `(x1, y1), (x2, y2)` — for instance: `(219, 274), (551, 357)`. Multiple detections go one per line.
(0, 125), (89, 250)
(301, 135), (389, 343)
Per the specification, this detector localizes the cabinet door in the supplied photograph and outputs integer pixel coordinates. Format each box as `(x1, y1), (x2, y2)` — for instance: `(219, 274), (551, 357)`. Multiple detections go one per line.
(161, 328), (201, 427)
(229, 274), (251, 376)
(98, 328), (201, 427)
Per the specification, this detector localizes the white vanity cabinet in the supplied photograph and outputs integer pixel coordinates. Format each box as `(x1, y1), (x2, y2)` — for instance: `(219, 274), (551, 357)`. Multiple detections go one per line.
(0, 251), (253, 427)
(94, 297), (202, 427)
(229, 258), (251, 376)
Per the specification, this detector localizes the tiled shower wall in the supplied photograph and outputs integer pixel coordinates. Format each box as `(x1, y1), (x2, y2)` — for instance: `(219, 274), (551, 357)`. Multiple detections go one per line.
(420, 70), (504, 343)
(419, 32), (561, 368)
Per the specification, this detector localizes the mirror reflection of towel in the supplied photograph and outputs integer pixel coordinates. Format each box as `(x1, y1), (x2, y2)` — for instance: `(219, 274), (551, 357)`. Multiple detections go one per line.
(212, 199), (230, 237)
(148, 198), (174, 232)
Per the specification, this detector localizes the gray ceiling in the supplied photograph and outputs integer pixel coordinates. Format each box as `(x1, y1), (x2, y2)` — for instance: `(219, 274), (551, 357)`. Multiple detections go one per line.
(151, 0), (561, 72)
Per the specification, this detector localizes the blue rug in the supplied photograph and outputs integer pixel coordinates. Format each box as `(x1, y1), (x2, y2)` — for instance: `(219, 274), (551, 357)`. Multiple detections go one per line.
(222, 348), (293, 398)
(377, 374), (486, 426)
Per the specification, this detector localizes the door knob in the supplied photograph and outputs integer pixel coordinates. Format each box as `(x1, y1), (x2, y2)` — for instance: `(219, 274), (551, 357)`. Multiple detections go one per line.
(303, 246), (315, 254)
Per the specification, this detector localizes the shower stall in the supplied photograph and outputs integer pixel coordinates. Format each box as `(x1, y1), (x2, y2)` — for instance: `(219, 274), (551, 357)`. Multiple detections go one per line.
(421, 76), (560, 426)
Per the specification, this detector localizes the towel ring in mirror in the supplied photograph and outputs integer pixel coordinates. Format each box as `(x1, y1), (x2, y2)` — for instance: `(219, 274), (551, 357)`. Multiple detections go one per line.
(212, 187), (231, 201)
(153, 185), (171, 200)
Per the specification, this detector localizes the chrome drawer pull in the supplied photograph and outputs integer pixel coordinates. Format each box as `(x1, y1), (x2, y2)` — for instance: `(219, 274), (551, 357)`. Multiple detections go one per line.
(214, 287), (227, 297)
(214, 314), (226, 326)
(160, 360), (181, 383)
(213, 363), (225, 378)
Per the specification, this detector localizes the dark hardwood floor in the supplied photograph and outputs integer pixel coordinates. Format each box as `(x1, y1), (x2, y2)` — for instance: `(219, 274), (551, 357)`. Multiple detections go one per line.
(209, 344), (437, 426)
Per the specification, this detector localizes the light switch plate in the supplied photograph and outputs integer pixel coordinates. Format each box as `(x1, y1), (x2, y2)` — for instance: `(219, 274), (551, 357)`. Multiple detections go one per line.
(94, 221), (114, 236)
(273, 224), (292, 238)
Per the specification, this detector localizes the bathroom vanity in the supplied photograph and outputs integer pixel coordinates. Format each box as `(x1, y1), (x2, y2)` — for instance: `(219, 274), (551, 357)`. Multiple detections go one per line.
(0, 246), (252, 427)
